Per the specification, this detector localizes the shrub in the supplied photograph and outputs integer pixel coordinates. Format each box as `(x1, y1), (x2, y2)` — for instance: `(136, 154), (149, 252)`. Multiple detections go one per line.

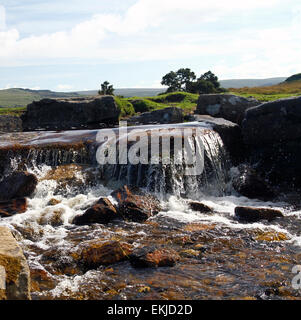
(114, 97), (135, 118)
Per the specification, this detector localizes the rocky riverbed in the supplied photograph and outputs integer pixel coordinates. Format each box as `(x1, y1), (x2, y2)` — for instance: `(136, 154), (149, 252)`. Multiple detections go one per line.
(1, 95), (301, 300)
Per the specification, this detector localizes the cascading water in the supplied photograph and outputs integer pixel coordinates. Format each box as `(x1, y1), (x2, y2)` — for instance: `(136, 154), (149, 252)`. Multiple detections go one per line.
(97, 123), (231, 198)
(1, 124), (301, 300)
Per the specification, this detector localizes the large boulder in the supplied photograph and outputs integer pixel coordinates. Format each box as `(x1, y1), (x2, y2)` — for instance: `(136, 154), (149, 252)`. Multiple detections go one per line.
(0, 116), (22, 133)
(235, 206), (284, 222)
(0, 172), (38, 201)
(128, 107), (183, 125)
(0, 226), (31, 300)
(195, 94), (260, 125)
(187, 115), (245, 164)
(243, 97), (301, 145)
(21, 96), (120, 131)
(242, 97), (301, 188)
(111, 185), (162, 222)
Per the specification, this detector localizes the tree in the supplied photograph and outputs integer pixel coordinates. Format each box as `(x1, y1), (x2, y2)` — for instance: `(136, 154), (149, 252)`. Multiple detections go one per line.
(98, 81), (115, 95)
(186, 79), (216, 94)
(198, 71), (220, 90)
(161, 68), (196, 92)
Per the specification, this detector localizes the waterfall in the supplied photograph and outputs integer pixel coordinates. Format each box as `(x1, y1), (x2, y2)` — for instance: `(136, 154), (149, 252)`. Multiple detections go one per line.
(97, 124), (231, 198)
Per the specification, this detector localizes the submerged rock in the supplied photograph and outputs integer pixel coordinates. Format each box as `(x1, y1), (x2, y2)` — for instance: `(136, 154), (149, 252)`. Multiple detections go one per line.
(188, 201), (213, 213)
(196, 94), (259, 125)
(128, 107), (183, 125)
(235, 206), (284, 222)
(0, 172), (37, 201)
(73, 198), (121, 225)
(0, 198), (27, 218)
(129, 247), (180, 268)
(111, 185), (162, 222)
(232, 165), (275, 200)
(21, 96), (120, 131)
(0, 226), (31, 300)
(74, 240), (133, 270)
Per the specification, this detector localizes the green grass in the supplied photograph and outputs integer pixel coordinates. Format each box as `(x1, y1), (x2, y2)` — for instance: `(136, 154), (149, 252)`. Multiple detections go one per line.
(230, 79), (301, 102)
(126, 91), (199, 115)
(229, 92), (301, 102)
(114, 96), (135, 118)
(0, 106), (27, 116)
(0, 88), (79, 108)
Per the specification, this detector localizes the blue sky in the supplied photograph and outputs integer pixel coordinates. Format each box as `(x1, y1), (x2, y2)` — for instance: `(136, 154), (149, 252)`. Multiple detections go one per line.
(0, 0), (300, 91)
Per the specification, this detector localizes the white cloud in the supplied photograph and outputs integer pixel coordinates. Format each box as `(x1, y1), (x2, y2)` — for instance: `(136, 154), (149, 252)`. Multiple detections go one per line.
(0, 0), (300, 79)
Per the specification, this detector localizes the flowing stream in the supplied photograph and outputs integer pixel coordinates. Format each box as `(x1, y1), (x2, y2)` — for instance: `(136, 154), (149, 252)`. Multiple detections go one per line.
(0, 123), (301, 300)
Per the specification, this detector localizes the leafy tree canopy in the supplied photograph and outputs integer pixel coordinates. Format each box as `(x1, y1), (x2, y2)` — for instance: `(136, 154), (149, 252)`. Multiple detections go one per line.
(161, 69), (225, 94)
(99, 81), (115, 95)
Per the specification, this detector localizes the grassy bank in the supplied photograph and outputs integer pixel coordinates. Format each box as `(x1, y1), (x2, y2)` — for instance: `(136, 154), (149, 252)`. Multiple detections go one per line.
(230, 80), (301, 102)
(120, 91), (199, 117)
(0, 106), (27, 116)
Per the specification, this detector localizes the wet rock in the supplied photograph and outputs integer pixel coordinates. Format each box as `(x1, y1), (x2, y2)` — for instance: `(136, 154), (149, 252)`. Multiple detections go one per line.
(74, 240), (133, 270)
(21, 96), (120, 131)
(128, 107), (183, 125)
(0, 172), (37, 201)
(188, 114), (245, 164)
(254, 231), (289, 242)
(129, 247), (180, 268)
(38, 208), (66, 227)
(73, 198), (121, 225)
(111, 185), (162, 222)
(235, 206), (284, 222)
(47, 198), (61, 206)
(30, 267), (56, 292)
(0, 226), (31, 300)
(188, 201), (213, 213)
(242, 96), (301, 188)
(196, 94), (259, 125)
(0, 115), (23, 133)
(0, 198), (27, 218)
(232, 165), (275, 200)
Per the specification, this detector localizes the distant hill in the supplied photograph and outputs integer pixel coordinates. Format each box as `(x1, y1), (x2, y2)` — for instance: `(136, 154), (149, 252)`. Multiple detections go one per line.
(220, 77), (286, 89)
(0, 88), (79, 108)
(231, 79), (301, 102)
(77, 88), (166, 98)
(285, 73), (301, 83)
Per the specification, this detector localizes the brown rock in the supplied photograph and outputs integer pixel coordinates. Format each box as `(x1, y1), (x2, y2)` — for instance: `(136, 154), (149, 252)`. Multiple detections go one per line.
(188, 201), (213, 213)
(73, 198), (120, 225)
(0, 226), (31, 300)
(111, 185), (161, 222)
(74, 240), (133, 270)
(0, 198), (27, 218)
(129, 247), (180, 268)
(235, 206), (284, 222)
(47, 198), (61, 206)
(0, 172), (37, 201)
(30, 268), (56, 292)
